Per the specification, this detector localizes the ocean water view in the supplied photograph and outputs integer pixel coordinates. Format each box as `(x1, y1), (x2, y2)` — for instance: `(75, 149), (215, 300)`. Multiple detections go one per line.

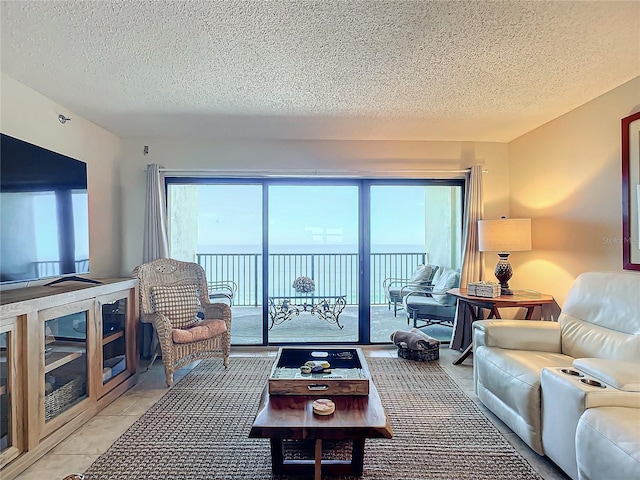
(197, 244), (428, 254)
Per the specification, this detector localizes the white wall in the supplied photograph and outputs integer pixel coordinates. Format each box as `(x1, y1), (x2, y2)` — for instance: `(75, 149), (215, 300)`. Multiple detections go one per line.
(508, 76), (640, 304)
(119, 138), (509, 273)
(0, 73), (123, 283)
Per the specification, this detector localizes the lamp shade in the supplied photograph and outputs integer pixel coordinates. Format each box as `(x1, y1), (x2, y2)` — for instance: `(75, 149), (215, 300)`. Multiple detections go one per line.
(478, 218), (532, 252)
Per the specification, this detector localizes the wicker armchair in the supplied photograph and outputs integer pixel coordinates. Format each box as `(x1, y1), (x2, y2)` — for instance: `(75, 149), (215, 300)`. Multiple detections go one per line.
(134, 258), (231, 386)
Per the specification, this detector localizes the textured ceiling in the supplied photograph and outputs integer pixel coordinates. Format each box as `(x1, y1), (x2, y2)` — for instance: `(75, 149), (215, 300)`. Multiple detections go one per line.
(1, 1), (639, 142)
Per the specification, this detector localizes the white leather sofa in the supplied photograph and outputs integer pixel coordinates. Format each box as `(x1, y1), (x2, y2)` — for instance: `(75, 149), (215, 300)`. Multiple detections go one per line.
(472, 271), (640, 480)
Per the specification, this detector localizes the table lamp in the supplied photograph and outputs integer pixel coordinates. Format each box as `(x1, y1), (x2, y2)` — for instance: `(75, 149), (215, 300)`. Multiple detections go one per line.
(478, 217), (531, 295)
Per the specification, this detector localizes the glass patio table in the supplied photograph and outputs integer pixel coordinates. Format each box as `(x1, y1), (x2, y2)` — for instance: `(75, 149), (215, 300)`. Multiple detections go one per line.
(267, 294), (347, 330)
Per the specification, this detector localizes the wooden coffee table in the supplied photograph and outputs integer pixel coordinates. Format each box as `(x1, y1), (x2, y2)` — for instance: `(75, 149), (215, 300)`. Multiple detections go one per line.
(249, 380), (392, 479)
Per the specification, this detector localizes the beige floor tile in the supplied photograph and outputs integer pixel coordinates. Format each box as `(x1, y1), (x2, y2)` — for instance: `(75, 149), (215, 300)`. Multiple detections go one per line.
(125, 387), (168, 401)
(97, 391), (165, 417)
(15, 454), (99, 480)
(116, 395), (163, 417)
(51, 415), (139, 455)
(96, 393), (142, 416)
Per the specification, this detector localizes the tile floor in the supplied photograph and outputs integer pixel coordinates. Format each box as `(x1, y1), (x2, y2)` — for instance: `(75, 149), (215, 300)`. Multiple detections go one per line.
(14, 347), (569, 480)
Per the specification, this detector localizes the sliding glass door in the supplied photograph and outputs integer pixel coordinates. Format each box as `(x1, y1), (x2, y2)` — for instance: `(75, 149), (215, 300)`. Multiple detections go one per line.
(167, 182), (264, 344)
(369, 184), (463, 342)
(267, 184), (359, 343)
(166, 178), (463, 346)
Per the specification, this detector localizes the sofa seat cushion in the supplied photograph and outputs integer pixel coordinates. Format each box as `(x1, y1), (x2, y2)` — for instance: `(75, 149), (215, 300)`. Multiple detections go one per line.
(387, 285), (420, 301)
(403, 295), (455, 317)
(576, 407), (640, 480)
(476, 347), (574, 418)
(172, 319), (227, 344)
(475, 346), (574, 454)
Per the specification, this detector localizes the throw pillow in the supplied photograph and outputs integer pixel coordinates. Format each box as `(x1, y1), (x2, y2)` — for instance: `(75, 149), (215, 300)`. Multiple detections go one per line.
(151, 284), (201, 329)
(409, 265), (436, 285)
(431, 269), (460, 306)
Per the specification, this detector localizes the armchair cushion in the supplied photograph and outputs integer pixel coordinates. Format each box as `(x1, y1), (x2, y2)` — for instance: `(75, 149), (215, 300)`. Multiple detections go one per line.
(409, 264), (438, 285)
(430, 268), (460, 305)
(151, 284), (201, 329)
(172, 319), (228, 344)
(403, 294), (456, 318)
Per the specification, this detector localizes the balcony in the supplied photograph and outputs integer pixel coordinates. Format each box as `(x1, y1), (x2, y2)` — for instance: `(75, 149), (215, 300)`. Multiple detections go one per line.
(197, 252), (453, 344)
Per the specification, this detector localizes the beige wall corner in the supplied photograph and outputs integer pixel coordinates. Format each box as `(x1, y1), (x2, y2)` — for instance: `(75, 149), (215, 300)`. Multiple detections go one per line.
(0, 73), (123, 280)
(508, 76), (640, 305)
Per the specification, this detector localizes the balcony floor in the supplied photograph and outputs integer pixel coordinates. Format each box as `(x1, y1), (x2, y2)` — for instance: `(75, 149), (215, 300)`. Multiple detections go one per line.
(229, 304), (454, 344)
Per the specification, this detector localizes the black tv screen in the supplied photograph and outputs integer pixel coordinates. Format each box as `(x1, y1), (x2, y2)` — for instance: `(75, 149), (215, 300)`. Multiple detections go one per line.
(1, 134), (89, 284)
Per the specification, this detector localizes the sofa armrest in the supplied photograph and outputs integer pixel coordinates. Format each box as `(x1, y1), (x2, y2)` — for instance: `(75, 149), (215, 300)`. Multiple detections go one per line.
(473, 319), (562, 352)
(574, 358), (640, 392)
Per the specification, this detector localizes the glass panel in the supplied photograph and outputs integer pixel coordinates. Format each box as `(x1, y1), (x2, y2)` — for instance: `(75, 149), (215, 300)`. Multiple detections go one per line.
(44, 311), (87, 421)
(0, 331), (10, 452)
(370, 185), (462, 343)
(102, 298), (127, 384)
(267, 185), (359, 343)
(168, 183), (263, 344)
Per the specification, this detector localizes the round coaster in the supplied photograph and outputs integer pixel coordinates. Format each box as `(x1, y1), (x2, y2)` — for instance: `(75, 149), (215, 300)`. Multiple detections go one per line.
(312, 398), (335, 416)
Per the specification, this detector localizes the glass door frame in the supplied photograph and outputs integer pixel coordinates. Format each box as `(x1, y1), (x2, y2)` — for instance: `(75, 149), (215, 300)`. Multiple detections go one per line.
(165, 176), (465, 346)
(363, 178), (465, 344)
(263, 178), (363, 345)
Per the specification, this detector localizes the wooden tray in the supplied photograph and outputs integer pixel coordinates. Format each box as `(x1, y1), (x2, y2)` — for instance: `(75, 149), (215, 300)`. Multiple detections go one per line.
(268, 347), (370, 396)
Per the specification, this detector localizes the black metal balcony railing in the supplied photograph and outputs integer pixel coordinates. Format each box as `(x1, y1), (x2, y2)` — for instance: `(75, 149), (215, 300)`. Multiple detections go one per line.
(196, 252), (426, 307)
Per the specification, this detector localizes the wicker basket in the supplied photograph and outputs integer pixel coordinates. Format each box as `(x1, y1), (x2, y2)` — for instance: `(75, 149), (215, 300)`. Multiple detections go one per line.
(45, 367), (87, 421)
(397, 343), (439, 362)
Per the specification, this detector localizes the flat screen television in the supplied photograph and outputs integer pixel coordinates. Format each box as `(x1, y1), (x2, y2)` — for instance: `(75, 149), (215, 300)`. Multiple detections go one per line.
(1, 133), (90, 284)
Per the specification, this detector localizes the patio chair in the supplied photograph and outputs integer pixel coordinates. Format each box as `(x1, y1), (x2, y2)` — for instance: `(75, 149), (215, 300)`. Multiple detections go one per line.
(208, 280), (238, 305)
(403, 267), (460, 336)
(383, 264), (439, 316)
(134, 258), (232, 387)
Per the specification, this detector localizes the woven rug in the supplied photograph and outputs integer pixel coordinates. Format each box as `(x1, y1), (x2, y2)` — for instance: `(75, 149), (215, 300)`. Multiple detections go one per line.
(84, 357), (543, 480)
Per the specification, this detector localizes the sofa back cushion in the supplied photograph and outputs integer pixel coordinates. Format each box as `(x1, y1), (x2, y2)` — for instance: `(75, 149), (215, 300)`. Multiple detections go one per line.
(559, 272), (640, 361)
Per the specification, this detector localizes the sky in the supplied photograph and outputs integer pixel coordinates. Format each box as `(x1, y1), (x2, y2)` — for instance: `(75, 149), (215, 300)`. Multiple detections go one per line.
(189, 184), (429, 253)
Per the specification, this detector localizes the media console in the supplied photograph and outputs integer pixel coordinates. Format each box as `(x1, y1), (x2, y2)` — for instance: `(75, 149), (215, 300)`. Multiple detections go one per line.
(0, 278), (139, 479)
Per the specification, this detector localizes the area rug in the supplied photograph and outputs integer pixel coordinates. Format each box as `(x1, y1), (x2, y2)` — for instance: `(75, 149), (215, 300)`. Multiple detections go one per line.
(83, 357), (543, 480)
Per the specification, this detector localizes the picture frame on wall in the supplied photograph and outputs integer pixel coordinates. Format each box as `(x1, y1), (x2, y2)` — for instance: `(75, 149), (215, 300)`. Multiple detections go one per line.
(622, 111), (640, 271)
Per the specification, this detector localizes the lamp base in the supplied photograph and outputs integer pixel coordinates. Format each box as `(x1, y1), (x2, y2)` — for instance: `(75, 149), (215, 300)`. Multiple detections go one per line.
(494, 253), (514, 296)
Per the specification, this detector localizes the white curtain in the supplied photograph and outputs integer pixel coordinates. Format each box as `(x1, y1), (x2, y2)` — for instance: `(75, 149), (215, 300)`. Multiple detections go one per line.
(142, 164), (169, 263)
(450, 164), (484, 350)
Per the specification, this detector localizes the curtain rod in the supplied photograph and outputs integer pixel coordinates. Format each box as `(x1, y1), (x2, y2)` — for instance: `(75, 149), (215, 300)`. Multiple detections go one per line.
(151, 168), (487, 177)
